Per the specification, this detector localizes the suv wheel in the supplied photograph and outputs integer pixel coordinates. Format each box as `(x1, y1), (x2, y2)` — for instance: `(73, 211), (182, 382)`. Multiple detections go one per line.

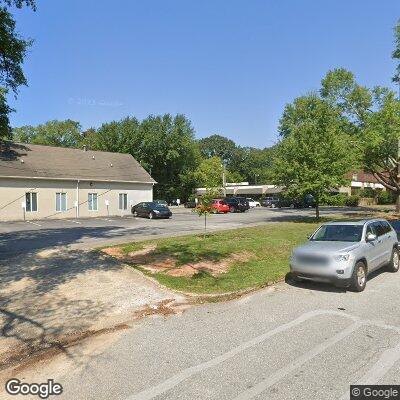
(230, 206), (236, 213)
(388, 247), (400, 273)
(148, 212), (154, 220)
(350, 261), (367, 292)
(132, 210), (138, 217)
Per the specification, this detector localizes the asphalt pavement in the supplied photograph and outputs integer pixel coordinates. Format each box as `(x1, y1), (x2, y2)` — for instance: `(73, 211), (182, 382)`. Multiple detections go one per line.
(8, 264), (400, 400)
(0, 206), (360, 257)
(2, 205), (398, 400)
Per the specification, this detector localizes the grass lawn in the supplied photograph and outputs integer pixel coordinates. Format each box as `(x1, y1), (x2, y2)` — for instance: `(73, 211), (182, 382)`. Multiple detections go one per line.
(116, 220), (325, 295)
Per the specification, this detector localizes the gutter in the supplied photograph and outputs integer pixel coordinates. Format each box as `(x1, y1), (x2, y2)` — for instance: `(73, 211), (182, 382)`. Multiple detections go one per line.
(0, 175), (157, 184)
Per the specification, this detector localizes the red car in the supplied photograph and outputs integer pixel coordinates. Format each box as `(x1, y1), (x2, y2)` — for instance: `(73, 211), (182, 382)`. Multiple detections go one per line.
(212, 199), (230, 213)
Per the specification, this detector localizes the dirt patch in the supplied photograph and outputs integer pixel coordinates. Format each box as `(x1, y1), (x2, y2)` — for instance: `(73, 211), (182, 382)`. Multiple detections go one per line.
(0, 277), (34, 294)
(168, 265), (198, 277)
(0, 298), (185, 376)
(103, 244), (176, 272)
(0, 322), (130, 374)
(103, 245), (254, 278)
(132, 299), (179, 319)
(166, 252), (253, 277)
(0, 248), (186, 375)
(36, 249), (60, 258)
(101, 247), (125, 258)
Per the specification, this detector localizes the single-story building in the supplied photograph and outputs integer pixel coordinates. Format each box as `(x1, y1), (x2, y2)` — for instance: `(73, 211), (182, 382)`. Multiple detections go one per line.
(0, 142), (155, 221)
(196, 171), (388, 200)
(195, 182), (283, 198)
(339, 171), (386, 196)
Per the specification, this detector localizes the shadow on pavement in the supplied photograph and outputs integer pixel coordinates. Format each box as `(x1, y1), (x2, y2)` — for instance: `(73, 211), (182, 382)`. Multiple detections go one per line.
(0, 249), (121, 369)
(0, 225), (166, 257)
(284, 267), (389, 294)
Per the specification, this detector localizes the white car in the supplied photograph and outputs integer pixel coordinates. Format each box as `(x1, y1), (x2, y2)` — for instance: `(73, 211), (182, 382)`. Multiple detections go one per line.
(246, 198), (260, 208)
(290, 219), (399, 291)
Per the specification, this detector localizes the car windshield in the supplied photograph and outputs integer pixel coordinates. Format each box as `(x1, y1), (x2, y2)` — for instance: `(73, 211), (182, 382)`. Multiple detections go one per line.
(154, 205), (168, 210)
(311, 224), (363, 242)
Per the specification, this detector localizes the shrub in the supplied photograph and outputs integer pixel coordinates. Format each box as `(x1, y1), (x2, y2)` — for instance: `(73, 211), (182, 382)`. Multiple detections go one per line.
(322, 194), (347, 206)
(359, 188), (376, 198)
(345, 195), (360, 207)
(377, 191), (396, 205)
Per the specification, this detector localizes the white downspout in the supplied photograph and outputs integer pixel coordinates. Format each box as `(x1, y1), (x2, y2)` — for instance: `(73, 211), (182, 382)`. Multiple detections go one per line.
(76, 179), (80, 218)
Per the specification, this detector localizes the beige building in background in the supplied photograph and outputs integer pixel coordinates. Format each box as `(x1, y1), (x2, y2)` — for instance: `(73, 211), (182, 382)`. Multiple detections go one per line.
(0, 143), (155, 221)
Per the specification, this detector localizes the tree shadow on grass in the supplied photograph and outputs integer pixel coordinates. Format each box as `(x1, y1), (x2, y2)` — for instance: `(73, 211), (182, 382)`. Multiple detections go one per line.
(153, 241), (230, 266)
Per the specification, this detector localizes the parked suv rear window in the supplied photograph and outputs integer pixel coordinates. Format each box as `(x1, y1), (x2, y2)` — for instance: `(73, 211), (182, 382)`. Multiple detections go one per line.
(311, 225), (363, 242)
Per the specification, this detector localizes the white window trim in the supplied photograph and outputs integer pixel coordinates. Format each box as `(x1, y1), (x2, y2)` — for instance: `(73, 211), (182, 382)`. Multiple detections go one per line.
(118, 193), (128, 211)
(88, 193), (98, 212)
(25, 192), (38, 213)
(55, 192), (68, 212)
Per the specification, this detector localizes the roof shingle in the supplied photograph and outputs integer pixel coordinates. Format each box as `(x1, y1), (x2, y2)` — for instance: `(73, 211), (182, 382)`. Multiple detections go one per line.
(0, 142), (155, 183)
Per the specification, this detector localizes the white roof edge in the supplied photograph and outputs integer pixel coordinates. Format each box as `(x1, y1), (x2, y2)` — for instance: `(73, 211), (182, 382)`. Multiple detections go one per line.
(0, 175), (156, 184)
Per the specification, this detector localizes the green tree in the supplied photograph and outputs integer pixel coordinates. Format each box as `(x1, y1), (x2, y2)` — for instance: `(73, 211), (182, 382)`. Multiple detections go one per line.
(1, 1), (36, 9)
(13, 120), (83, 147)
(191, 157), (223, 238)
(87, 114), (201, 201)
(0, 88), (13, 139)
(321, 68), (400, 211)
(193, 188), (221, 238)
(0, 1), (35, 139)
(273, 94), (354, 219)
(192, 157), (224, 188)
(228, 146), (275, 184)
(85, 116), (141, 154)
(198, 134), (236, 163)
(393, 19), (400, 86)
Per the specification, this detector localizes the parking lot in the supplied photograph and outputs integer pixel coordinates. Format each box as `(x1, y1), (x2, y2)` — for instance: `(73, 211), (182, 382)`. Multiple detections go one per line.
(0, 206), (360, 257)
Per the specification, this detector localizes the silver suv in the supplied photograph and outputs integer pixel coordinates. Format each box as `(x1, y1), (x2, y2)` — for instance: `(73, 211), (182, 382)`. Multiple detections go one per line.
(290, 219), (399, 291)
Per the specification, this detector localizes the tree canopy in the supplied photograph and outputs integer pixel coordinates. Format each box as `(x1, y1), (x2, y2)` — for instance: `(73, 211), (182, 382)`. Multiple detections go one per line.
(393, 19), (400, 85)
(13, 120), (83, 147)
(320, 67), (400, 208)
(273, 94), (355, 218)
(81, 113), (202, 201)
(0, 0), (36, 9)
(0, 2), (34, 139)
(198, 134), (236, 163)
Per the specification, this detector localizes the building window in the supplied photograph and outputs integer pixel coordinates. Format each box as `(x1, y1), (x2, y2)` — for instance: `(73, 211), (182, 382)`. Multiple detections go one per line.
(88, 193), (98, 211)
(56, 192), (67, 212)
(119, 193), (128, 210)
(25, 192), (38, 212)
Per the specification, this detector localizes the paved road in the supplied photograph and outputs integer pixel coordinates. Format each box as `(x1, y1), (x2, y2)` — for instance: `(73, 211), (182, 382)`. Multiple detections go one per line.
(3, 205), (395, 400)
(0, 207), (359, 257)
(14, 265), (400, 400)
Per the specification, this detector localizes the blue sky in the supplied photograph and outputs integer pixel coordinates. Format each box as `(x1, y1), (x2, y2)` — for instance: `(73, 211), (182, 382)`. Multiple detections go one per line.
(8, 0), (400, 148)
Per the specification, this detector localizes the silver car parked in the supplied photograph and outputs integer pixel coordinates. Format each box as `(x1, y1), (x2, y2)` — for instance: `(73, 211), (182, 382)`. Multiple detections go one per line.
(290, 219), (399, 292)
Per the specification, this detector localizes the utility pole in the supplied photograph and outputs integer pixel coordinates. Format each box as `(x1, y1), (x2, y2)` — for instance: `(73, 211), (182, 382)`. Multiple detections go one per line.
(222, 161), (227, 197)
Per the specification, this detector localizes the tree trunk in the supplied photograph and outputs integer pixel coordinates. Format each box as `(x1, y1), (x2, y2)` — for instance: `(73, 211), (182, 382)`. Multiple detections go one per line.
(396, 192), (400, 214)
(315, 202), (320, 220)
(204, 213), (207, 238)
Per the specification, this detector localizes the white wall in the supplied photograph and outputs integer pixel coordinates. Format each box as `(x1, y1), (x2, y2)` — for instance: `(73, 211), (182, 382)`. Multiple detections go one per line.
(0, 178), (153, 221)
